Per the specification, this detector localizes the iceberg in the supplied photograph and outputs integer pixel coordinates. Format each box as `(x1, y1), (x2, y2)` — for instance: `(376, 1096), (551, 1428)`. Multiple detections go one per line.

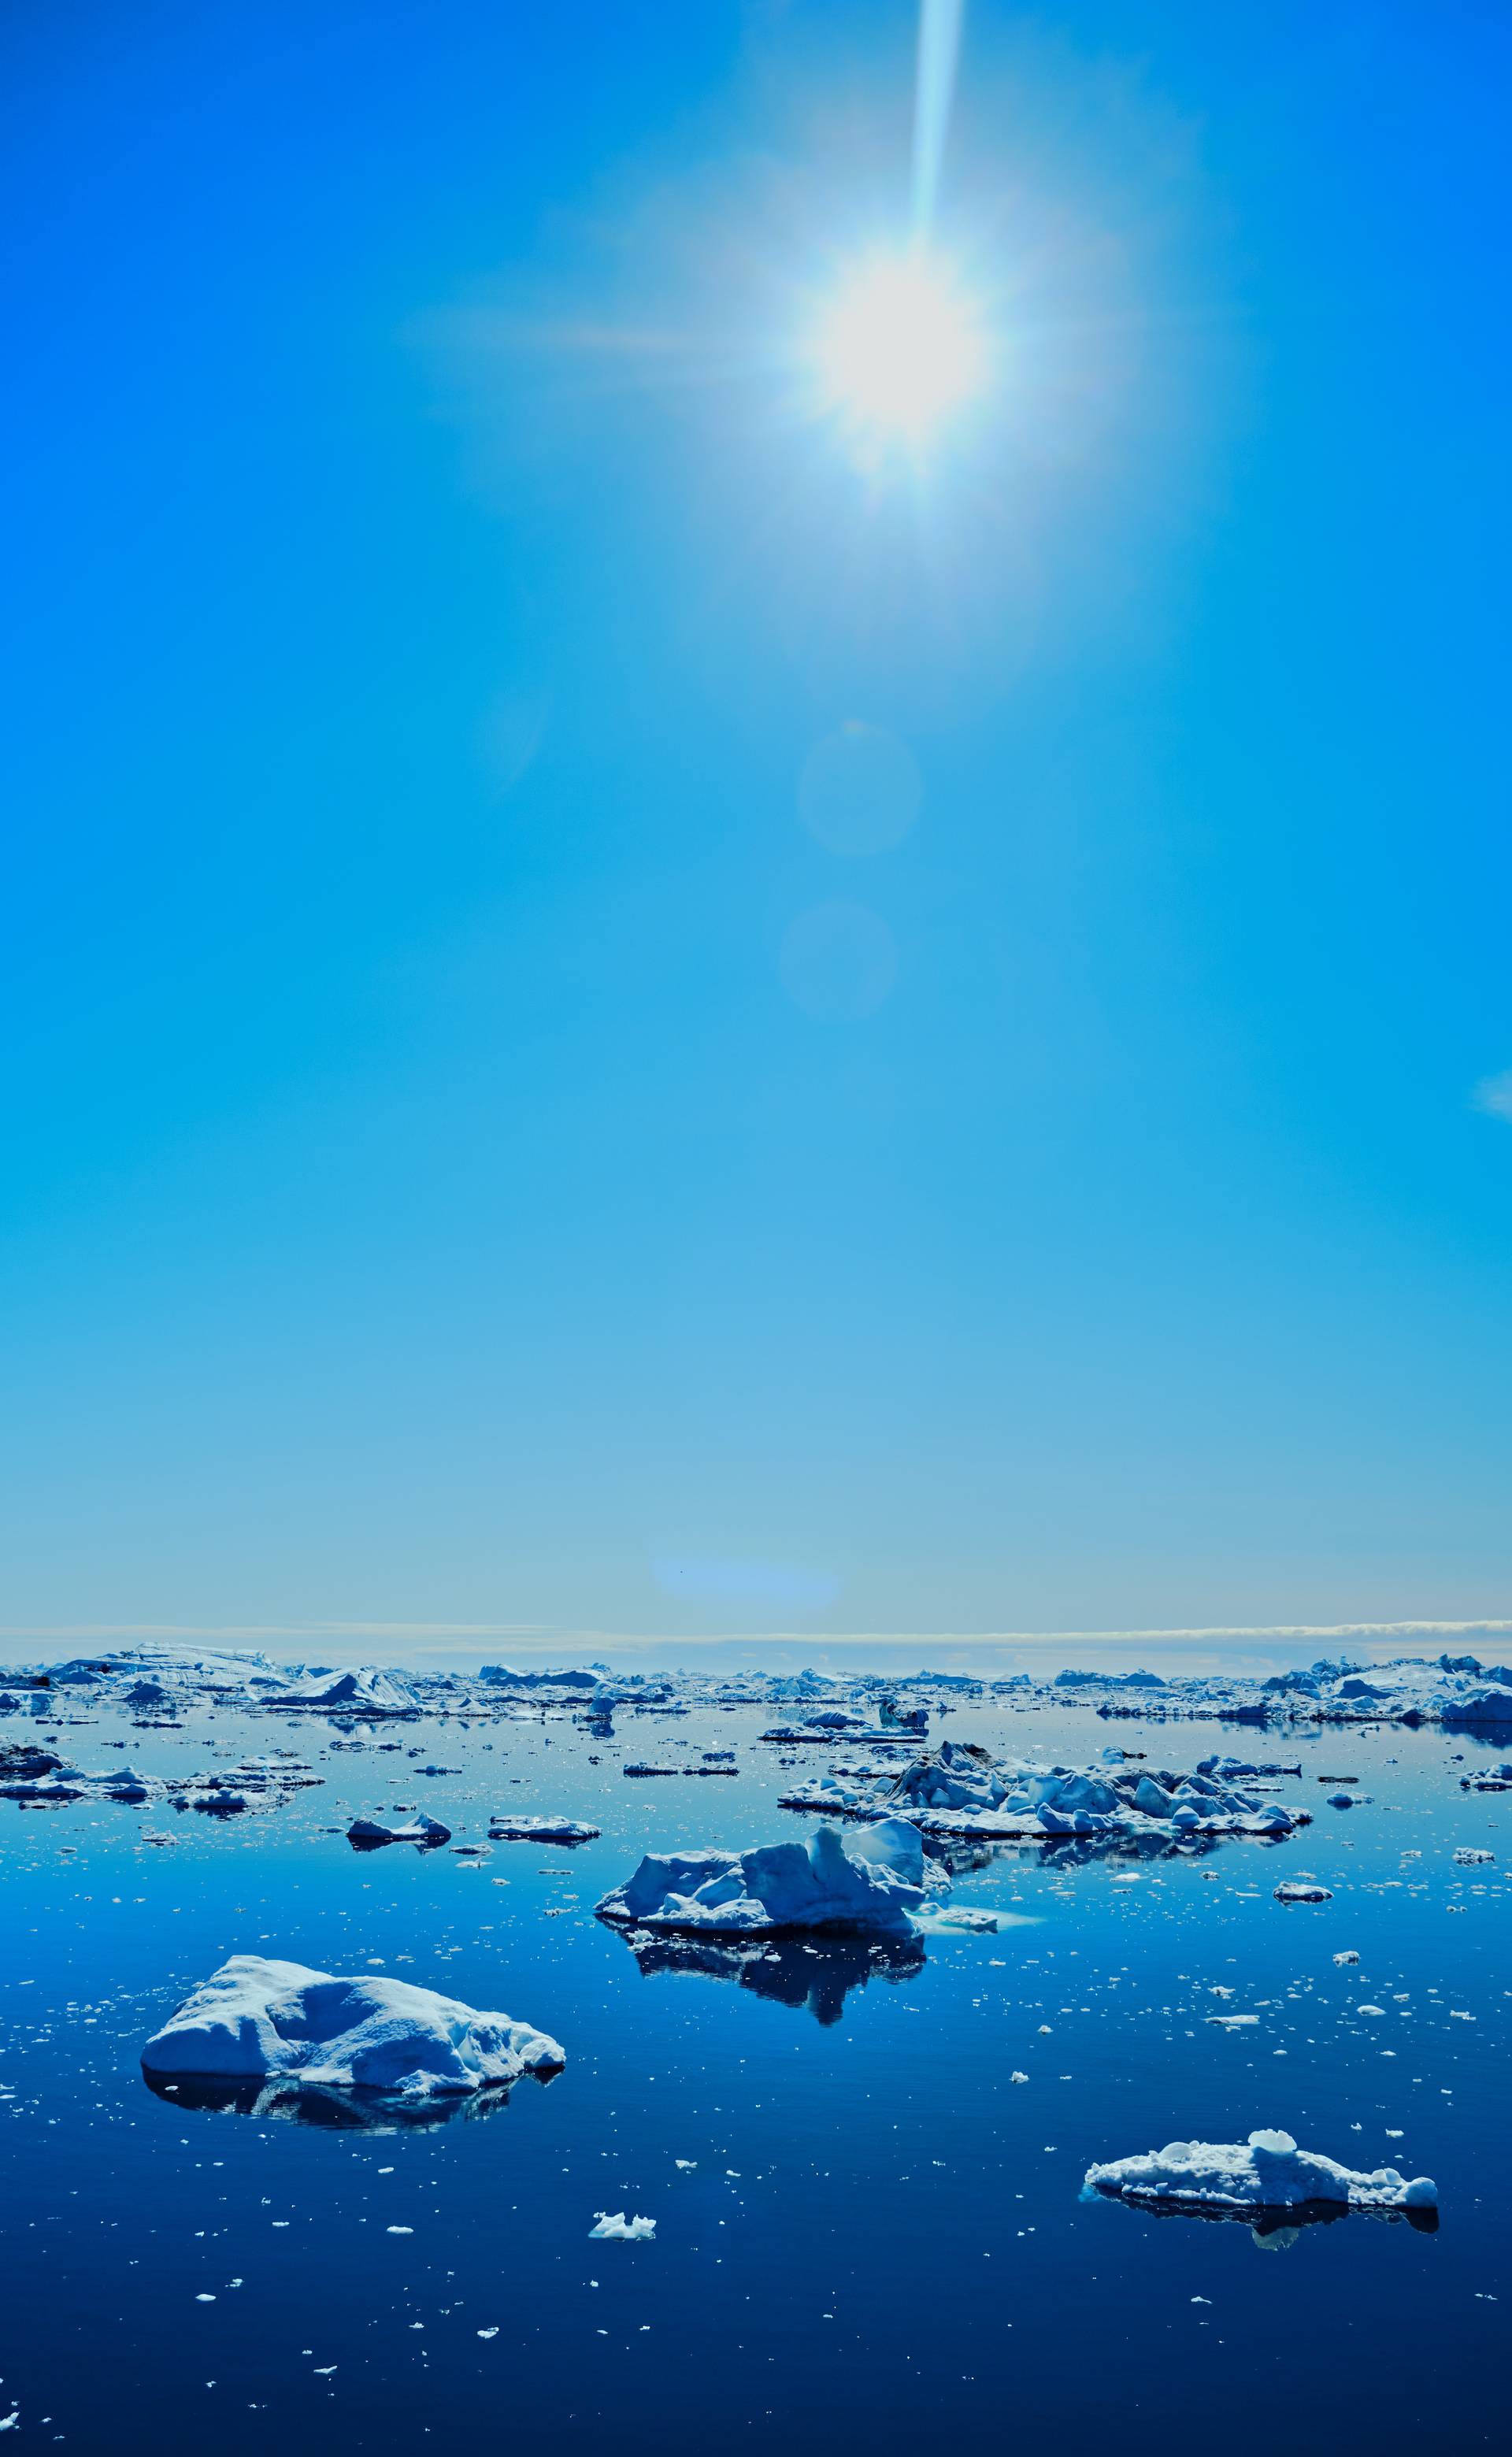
(595, 1820), (942, 1940)
(346, 1814), (451, 1848)
(1084, 2128), (1437, 2214)
(140, 1955), (564, 2099)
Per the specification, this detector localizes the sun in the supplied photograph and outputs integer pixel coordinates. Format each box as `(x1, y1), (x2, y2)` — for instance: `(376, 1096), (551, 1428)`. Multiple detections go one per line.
(813, 250), (988, 440)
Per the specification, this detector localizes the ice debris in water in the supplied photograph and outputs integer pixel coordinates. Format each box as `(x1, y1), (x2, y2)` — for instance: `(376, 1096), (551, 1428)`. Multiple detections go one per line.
(487, 1816), (601, 1844)
(1453, 1847), (1494, 1866)
(596, 1820), (948, 1940)
(589, 2212), (656, 2241)
(346, 1814), (451, 1848)
(1084, 2129), (1437, 2212)
(778, 1741), (1306, 1844)
(140, 1955), (564, 2099)
(1333, 1949), (1361, 1965)
(1273, 1880), (1332, 1903)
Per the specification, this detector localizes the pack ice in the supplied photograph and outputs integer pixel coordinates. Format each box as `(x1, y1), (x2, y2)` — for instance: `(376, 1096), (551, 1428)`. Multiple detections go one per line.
(1084, 2129), (1437, 2213)
(779, 1741), (1305, 1844)
(140, 1955), (565, 2098)
(595, 1819), (948, 1940)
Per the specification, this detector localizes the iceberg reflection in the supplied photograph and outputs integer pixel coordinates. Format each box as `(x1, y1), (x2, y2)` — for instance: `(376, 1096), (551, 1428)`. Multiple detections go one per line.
(1088, 2188), (1439, 2245)
(141, 2070), (549, 2132)
(610, 1927), (925, 2026)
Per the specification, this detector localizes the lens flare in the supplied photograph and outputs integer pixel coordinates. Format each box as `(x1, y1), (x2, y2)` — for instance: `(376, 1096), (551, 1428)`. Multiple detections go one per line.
(813, 252), (987, 439)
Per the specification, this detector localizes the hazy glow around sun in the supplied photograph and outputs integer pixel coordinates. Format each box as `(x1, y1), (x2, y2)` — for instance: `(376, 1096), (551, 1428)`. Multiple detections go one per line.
(813, 251), (988, 439)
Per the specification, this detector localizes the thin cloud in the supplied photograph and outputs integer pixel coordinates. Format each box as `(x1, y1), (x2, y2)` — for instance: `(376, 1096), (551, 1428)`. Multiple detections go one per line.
(1472, 1069), (1512, 1121)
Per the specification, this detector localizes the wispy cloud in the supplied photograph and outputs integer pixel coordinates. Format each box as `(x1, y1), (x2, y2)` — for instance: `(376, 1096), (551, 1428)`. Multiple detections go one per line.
(1472, 1069), (1512, 1121)
(3, 1618), (1509, 1649)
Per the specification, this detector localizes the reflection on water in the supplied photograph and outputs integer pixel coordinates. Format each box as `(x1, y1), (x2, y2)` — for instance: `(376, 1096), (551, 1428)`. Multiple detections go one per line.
(612, 1928), (926, 2025)
(1087, 2185), (1440, 2246)
(141, 2070), (548, 2132)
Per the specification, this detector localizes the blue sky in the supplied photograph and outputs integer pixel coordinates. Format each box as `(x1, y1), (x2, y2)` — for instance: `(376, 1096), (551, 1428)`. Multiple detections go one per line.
(3, 0), (1510, 1644)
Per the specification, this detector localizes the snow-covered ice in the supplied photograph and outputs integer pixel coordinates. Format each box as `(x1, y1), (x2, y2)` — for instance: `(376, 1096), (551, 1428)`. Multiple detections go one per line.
(588, 2212), (655, 2241)
(487, 1815), (601, 1844)
(1084, 2128), (1437, 2214)
(346, 1813), (451, 1847)
(140, 1955), (564, 2099)
(778, 1740), (1306, 1847)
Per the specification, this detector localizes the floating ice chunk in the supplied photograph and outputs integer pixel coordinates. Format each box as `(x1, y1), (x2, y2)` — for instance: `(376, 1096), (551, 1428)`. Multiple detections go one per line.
(1327, 1792), (1356, 1808)
(1333, 1949), (1360, 1965)
(346, 1814), (450, 1848)
(589, 2212), (656, 2242)
(1453, 1847), (1494, 1866)
(1085, 2127), (1437, 2213)
(595, 1824), (929, 1940)
(487, 1816), (600, 1844)
(911, 1903), (1000, 1935)
(1011, 2070), (1028, 2084)
(140, 1955), (564, 2099)
(1273, 1881), (1332, 1903)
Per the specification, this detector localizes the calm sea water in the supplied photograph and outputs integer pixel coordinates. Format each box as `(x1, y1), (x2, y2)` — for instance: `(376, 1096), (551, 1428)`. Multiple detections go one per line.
(2, 1692), (1506, 2451)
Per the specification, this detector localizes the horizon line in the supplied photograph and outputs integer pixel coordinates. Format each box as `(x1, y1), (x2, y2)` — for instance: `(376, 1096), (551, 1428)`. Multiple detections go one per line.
(2, 1616), (1510, 1651)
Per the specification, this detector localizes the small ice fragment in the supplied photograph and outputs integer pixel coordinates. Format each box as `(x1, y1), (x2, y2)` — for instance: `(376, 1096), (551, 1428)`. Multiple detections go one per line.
(387, 2225), (414, 2236)
(674, 2159), (698, 2170)
(1011, 2071), (1028, 2084)
(589, 2212), (656, 2242)
(1333, 1950), (1360, 1966)
(195, 2294), (216, 2303)
(476, 2329), (498, 2341)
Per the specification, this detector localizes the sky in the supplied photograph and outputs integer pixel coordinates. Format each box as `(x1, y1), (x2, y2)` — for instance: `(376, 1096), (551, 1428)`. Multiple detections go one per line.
(3, 0), (1511, 1649)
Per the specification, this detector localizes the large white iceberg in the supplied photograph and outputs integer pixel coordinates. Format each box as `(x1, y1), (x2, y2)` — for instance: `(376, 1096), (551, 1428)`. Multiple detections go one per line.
(140, 1955), (564, 2099)
(1084, 2128), (1436, 2213)
(595, 1820), (941, 1940)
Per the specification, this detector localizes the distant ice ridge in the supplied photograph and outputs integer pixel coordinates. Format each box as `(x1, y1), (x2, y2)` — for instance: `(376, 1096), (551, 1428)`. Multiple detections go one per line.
(140, 1955), (564, 2099)
(1054, 1651), (1512, 1729)
(778, 1742), (1306, 1844)
(595, 1818), (969, 1941)
(1084, 2129), (1437, 2213)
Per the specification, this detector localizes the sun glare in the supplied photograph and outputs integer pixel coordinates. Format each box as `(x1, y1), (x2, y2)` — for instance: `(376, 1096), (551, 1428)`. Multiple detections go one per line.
(814, 251), (988, 439)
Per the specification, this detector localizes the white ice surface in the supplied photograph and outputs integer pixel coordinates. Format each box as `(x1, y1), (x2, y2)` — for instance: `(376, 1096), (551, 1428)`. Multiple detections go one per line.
(140, 1955), (564, 2098)
(346, 1814), (451, 1846)
(595, 1823), (931, 1940)
(1085, 2128), (1436, 2211)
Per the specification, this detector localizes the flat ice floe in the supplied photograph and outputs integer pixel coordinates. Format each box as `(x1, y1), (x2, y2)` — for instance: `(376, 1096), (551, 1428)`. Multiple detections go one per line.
(140, 1955), (564, 2098)
(596, 1819), (945, 1940)
(487, 1814), (601, 1843)
(779, 1741), (1306, 1846)
(1084, 2128), (1437, 2214)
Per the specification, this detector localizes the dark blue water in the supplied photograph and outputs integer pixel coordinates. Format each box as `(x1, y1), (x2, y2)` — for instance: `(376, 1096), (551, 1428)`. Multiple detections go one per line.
(2, 1697), (1506, 2450)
